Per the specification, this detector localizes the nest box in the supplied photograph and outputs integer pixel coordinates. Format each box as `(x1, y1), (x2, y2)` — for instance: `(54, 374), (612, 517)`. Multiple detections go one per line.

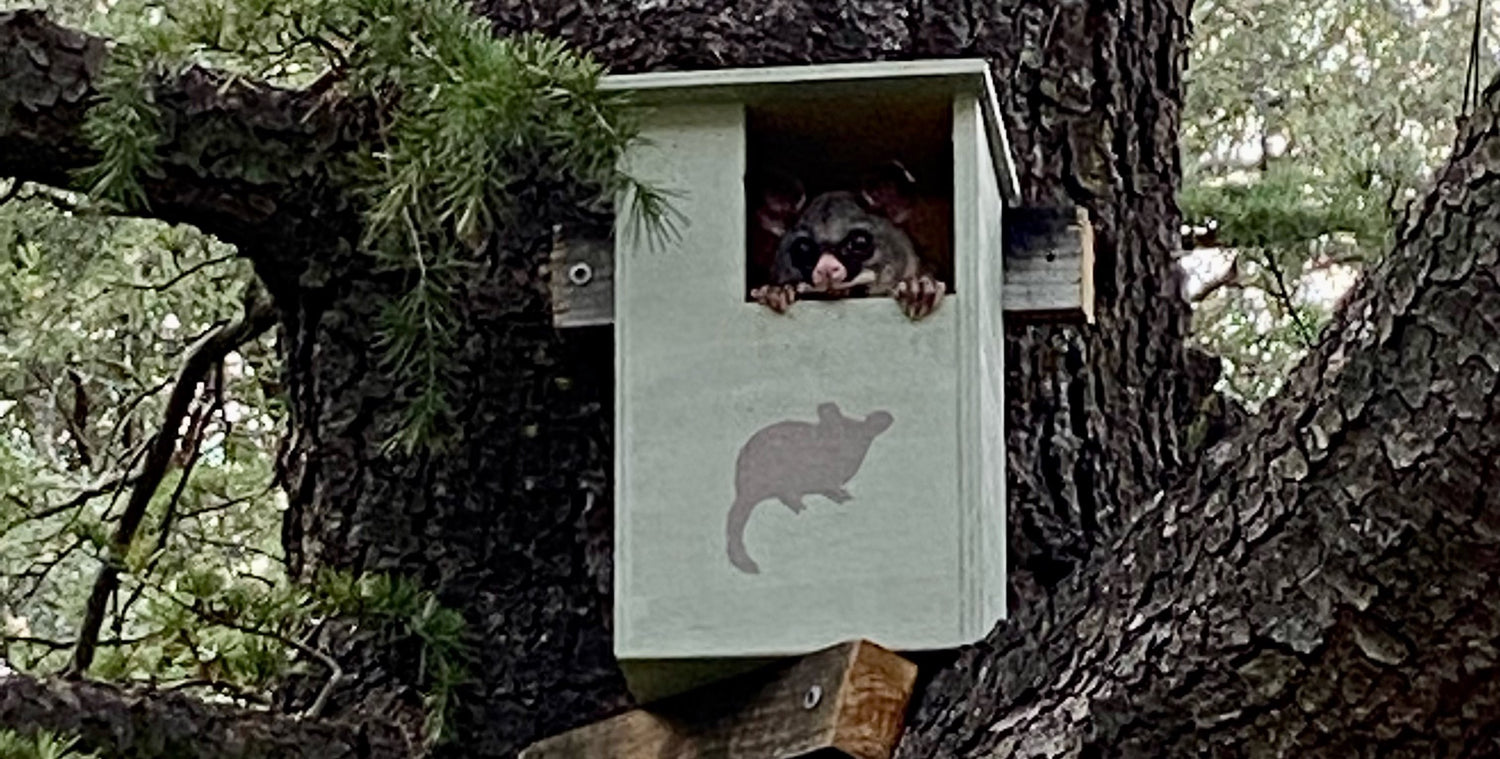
(553, 59), (1094, 701)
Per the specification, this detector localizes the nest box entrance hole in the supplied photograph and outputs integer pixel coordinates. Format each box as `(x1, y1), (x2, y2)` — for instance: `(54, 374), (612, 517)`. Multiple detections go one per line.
(744, 93), (956, 300)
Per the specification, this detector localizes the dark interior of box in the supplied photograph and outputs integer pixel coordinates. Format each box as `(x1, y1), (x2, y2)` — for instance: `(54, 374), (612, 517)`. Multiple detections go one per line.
(744, 92), (955, 298)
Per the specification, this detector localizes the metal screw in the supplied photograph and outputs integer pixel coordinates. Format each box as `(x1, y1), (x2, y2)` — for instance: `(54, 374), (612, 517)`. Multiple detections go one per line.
(568, 262), (594, 286)
(802, 684), (822, 710)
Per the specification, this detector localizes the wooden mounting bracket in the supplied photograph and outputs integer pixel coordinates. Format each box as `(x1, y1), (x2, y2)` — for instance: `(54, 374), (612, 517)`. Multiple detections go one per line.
(520, 640), (919, 759)
(1000, 204), (1095, 324)
(547, 226), (615, 328)
(548, 205), (1095, 328)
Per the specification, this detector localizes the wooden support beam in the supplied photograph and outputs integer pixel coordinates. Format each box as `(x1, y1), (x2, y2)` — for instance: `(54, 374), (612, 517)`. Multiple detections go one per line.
(520, 640), (918, 759)
(1000, 205), (1095, 324)
(548, 225), (614, 328)
(549, 205), (1095, 328)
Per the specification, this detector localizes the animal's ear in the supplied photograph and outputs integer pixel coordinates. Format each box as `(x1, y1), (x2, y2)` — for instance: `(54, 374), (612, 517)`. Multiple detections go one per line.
(816, 402), (841, 424)
(754, 172), (806, 237)
(859, 160), (917, 225)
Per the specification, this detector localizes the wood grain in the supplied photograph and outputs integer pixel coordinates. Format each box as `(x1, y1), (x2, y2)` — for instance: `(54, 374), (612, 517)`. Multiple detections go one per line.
(549, 227), (615, 328)
(521, 640), (918, 759)
(1000, 205), (1096, 323)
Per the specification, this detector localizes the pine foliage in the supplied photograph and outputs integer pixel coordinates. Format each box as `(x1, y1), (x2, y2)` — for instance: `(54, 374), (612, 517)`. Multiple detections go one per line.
(0, 730), (97, 759)
(80, 0), (666, 452)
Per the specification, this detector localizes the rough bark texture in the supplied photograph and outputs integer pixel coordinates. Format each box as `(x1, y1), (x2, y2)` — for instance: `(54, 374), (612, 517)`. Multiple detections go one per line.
(9, 1), (1497, 758)
(0, 10), (365, 303)
(1, 0), (1199, 754)
(896, 91), (1500, 757)
(0, 673), (412, 758)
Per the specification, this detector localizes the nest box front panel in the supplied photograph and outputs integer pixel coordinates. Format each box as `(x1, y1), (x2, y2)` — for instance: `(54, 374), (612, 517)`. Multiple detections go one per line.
(615, 102), (971, 660)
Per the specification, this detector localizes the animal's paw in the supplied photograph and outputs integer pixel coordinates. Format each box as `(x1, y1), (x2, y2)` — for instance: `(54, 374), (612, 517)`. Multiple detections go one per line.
(750, 284), (798, 314)
(822, 488), (853, 504)
(894, 276), (945, 320)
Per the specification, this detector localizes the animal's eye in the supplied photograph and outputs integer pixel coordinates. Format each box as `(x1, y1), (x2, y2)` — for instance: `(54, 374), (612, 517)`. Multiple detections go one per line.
(844, 230), (874, 260)
(790, 237), (818, 266)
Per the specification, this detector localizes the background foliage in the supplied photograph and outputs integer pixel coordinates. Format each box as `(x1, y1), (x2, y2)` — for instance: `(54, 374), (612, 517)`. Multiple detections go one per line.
(1, 0), (651, 743)
(0, 186), (286, 688)
(1183, 0), (1484, 403)
(0, 729), (98, 759)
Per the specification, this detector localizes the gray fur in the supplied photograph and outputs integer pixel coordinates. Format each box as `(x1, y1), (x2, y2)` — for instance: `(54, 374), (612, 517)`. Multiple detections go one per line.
(769, 191), (920, 294)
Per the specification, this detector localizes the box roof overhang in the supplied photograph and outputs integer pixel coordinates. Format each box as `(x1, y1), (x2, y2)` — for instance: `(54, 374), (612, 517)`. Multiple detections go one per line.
(600, 59), (1019, 205)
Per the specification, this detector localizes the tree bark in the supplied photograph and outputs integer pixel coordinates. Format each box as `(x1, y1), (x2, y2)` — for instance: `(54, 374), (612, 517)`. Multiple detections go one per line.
(0, 0), (1199, 754)
(10, 1), (1496, 758)
(897, 95), (1500, 756)
(0, 9), (366, 304)
(0, 673), (412, 758)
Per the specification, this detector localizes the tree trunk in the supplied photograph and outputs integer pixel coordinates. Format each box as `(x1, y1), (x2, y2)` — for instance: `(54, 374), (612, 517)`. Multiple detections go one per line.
(0, 0), (1204, 752)
(897, 100), (1500, 756)
(8, 1), (1499, 757)
(267, 1), (1201, 752)
(0, 675), (412, 758)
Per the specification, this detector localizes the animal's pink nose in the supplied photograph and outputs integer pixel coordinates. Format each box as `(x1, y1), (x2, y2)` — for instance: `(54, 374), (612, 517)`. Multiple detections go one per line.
(811, 253), (846, 289)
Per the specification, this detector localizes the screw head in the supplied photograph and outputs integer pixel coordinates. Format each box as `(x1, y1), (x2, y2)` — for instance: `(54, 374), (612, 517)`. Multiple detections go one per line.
(567, 262), (594, 286)
(802, 684), (822, 710)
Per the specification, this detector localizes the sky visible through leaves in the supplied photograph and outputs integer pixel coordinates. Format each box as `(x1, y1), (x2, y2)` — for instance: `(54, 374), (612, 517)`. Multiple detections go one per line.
(1182, 0), (1489, 404)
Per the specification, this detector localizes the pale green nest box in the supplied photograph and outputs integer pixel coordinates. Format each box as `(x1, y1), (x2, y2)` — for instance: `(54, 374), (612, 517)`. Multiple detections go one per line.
(575, 59), (1093, 702)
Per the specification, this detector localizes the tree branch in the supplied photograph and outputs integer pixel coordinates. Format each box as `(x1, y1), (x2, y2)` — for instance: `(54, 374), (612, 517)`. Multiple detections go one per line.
(0, 472), (134, 534)
(899, 80), (1500, 757)
(0, 10), (365, 300)
(0, 674), (412, 759)
(213, 615), (343, 720)
(105, 253), (239, 292)
(9, 535), (88, 607)
(1256, 248), (1317, 346)
(3, 631), (168, 652)
(68, 289), (277, 678)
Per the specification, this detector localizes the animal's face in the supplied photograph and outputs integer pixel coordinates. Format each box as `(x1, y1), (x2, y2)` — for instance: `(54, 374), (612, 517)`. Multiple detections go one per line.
(755, 163), (920, 293)
(772, 192), (916, 291)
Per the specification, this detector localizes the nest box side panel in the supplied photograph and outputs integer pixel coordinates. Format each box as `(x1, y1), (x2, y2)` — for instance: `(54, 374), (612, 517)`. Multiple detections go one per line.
(615, 103), (969, 662)
(960, 92), (1009, 629)
(952, 92), (1007, 641)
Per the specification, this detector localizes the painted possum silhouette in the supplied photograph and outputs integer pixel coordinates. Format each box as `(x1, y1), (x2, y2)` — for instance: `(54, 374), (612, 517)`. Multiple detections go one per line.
(726, 402), (893, 574)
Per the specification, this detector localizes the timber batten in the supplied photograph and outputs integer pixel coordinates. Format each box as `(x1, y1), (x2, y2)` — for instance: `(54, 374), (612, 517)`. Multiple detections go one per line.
(520, 640), (917, 759)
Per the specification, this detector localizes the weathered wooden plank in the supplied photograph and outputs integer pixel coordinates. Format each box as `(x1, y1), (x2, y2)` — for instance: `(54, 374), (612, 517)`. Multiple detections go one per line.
(549, 204), (1094, 328)
(520, 640), (917, 759)
(1000, 205), (1095, 323)
(549, 226), (614, 328)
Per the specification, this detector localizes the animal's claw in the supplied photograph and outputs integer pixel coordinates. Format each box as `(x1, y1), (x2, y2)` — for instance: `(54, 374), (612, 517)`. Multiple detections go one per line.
(751, 284), (798, 314)
(895, 276), (945, 320)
